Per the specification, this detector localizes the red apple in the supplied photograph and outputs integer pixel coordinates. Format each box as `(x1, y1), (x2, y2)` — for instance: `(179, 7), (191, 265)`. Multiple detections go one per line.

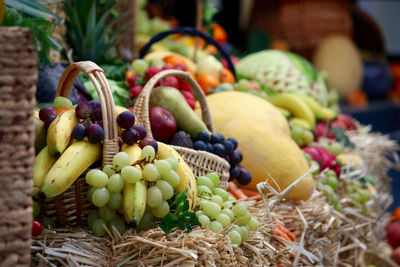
(130, 85), (143, 100)
(161, 76), (179, 89)
(386, 220), (400, 248)
(127, 75), (142, 88)
(302, 146), (321, 162)
(314, 122), (336, 141)
(337, 114), (357, 130)
(149, 107), (177, 142)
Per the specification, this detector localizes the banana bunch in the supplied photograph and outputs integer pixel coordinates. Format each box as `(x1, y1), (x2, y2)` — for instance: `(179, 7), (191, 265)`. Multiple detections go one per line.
(269, 92), (337, 130)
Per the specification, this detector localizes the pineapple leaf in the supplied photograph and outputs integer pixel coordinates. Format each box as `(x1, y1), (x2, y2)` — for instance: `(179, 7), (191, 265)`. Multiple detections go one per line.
(5, 0), (61, 24)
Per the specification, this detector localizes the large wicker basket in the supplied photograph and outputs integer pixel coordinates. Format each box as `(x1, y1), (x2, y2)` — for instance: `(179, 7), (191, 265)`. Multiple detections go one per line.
(133, 69), (231, 189)
(0, 27), (37, 266)
(39, 61), (119, 227)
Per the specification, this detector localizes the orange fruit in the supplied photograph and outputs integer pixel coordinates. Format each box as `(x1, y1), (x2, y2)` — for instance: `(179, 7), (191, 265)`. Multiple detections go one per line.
(220, 68), (235, 83)
(187, 70), (196, 80)
(56, 108), (71, 114)
(211, 24), (228, 43)
(125, 70), (134, 78)
(196, 74), (220, 95)
(346, 89), (368, 107)
(163, 54), (186, 67)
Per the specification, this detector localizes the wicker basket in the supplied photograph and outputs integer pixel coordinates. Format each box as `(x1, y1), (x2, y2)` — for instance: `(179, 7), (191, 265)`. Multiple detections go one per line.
(39, 61), (119, 227)
(0, 27), (37, 266)
(133, 69), (230, 189)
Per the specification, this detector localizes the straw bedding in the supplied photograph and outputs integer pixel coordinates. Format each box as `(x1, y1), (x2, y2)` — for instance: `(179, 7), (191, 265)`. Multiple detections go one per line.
(31, 126), (399, 266)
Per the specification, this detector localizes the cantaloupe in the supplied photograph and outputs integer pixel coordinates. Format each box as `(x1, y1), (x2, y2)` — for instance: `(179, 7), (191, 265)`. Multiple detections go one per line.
(205, 91), (314, 201)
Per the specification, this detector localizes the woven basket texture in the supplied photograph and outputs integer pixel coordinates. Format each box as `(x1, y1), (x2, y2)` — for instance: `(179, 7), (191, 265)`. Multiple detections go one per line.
(0, 27), (37, 267)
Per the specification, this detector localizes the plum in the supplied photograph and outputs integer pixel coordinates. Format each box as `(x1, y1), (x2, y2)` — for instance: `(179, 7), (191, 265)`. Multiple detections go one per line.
(386, 220), (400, 249)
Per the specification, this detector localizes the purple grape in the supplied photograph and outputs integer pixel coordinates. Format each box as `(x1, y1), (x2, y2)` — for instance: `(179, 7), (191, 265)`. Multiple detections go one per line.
(88, 100), (102, 121)
(43, 114), (57, 129)
(193, 140), (206, 151)
(122, 129), (140, 145)
(227, 137), (238, 150)
(224, 153), (231, 164)
(229, 165), (240, 180)
(71, 123), (86, 140)
(196, 131), (210, 142)
(82, 119), (92, 128)
(131, 125), (147, 140)
(39, 107), (58, 122)
(213, 143), (226, 157)
(237, 166), (252, 185)
(222, 140), (234, 154)
(139, 137), (158, 152)
(205, 143), (214, 153)
(117, 111), (135, 129)
(97, 120), (103, 129)
(230, 150), (243, 165)
(75, 102), (93, 119)
(87, 124), (104, 143)
(210, 134), (224, 144)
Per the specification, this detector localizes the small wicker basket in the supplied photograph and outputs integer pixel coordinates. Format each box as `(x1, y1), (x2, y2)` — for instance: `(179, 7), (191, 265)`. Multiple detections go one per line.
(133, 69), (230, 189)
(39, 61), (120, 227)
(0, 27), (37, 266)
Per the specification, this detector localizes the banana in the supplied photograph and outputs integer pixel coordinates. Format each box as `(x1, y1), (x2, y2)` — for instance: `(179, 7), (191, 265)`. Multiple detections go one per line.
(33, 147), (57, 196)
(115, 106), (129, 118)
(275, 107), (291, 118)
(121, 143), (142, 165)
(294, 93), (323, 120)
(289, 117), (312, 130)
(268, 93), (316, 128)
(47, 109), (79, 157)
(123, 179), (147, 224)
(40, 141), (101, 198)
(156, 142), (197, 210)
(321, 107), (337, 121)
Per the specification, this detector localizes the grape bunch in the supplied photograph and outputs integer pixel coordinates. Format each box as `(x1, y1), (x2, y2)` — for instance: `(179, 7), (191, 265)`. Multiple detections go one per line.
(193, 131), (252, 185)
(195, 173), (259, 245)
(38, 96), (74, 128)
(290, 123), (314, 147)
(72, 100), (105, 143)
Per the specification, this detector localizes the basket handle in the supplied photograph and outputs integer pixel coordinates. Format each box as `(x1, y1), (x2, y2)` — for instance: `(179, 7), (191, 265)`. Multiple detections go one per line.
(138, 26), (237, 81)
(56, 61), (119, 165)
(132, 69), (215, 138)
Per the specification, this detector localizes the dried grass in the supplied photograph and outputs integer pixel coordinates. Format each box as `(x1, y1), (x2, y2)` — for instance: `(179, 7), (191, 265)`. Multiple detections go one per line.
(32, 126), (399, 266)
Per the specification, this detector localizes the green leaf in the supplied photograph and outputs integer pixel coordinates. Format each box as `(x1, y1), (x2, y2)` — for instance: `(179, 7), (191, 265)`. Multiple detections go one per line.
(331, 128), (355, 148)
(203, 3), (217, 23)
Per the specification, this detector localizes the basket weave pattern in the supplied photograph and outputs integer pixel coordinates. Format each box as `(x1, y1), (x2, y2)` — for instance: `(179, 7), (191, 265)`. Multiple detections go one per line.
(0, 27), (37, 266)
(39, 61), (119, 227)
(133, 69), (230, 188)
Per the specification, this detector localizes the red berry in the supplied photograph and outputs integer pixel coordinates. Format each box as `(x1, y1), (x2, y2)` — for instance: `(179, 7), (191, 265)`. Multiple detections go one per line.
(178, 79), (193, 93)
(162, 64), (173, 71)
(145, 66), (161, 81)
(127, 75), (142, 88)
(32, 220), (43, 236)
(161, 76), (179, 89)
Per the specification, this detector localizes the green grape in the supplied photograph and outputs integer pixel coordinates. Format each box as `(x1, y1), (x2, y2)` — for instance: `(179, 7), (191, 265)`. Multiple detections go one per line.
(155, 180), (174, 200)
(350, 192), (362, 204)
(352, 180), (363, 189)
(290, 125), (304, 142)
(323, 185), (334, 197)
(232, 203), (247, 218)
(91, 170), (109, 188)
(198, 214), (210, 227)
(209, 221), (223, 233)
(235, 79), (250, 92)
(213, 187), (229, 202)
(325, 175), (338, 191)
(302, 130), (314, 144)
(108, 192), (122, 210)
(237, 211), (251, 226)
(359, 189), (371, 204)
(147, 186), (163, 207)
(203, 201), (221, 219)
(91, 218), (107, 236)
(206, 172), (220, 187)
(199, 200), (209, 210)
(151, 200), (169, 218)
(109, 216), (126, 235)
(165, 158), (178, 171)
(216, 213), (231, 227)
(99, 206), (116, 222)
(162, 170), (180, 187)
(151, 59), (165, 68)
(197, 176), (215, 190)
(87, 186), (96, 203)
(155, 160), (172, 176)
(228, 196), (236, 201)
(325, 169), (337, 178)
(222, 208), (234, 221)
(33, 200), (40, 218)
(138, 211), (153, 230)
(103, 165), (115, 177)
(92, 188), (110, 207)
(248, 217), (259, 231)
(311, 161), (320, 175)
(334, 203), (343, 212)
(107, 174), (124, 193)
(88, 210), (100, 228)
(53, 96), (73, 109)
(228, 230), (242, 245)
(121, 165), (141, 184)
(222, 201), (234, 209)
(211, 195), (224, 207)
(195, 210), (205, 217)
(86, 169), (104, 186)
(303, 152), (312, 162)
(143, 164), (159, 182)
(330, 193), (339, 206)
(112, 152), (131, 171)
(219, 82), (235, 91)
(140, 146), (155, 161)
(197, 185), (212, 196)
(327, 142), (343, 156)
(239, 226), (249, 242)
(131, 59), (149, 74)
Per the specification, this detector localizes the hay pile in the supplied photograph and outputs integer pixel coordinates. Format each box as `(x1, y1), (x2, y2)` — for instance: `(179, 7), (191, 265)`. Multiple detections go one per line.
(32, 126), (399, 266)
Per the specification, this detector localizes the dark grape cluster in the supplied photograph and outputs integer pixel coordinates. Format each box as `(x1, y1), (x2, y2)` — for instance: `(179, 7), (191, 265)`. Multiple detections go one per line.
(193, 131), (252, 185)
(71, 100), (104, 143)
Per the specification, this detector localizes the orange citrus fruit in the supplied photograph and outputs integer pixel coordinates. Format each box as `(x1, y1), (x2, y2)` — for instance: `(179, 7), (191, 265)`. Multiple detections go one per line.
(196, 74), (220, 95)
(220, 68), (235, 83)
(163, 54), (186, 67)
